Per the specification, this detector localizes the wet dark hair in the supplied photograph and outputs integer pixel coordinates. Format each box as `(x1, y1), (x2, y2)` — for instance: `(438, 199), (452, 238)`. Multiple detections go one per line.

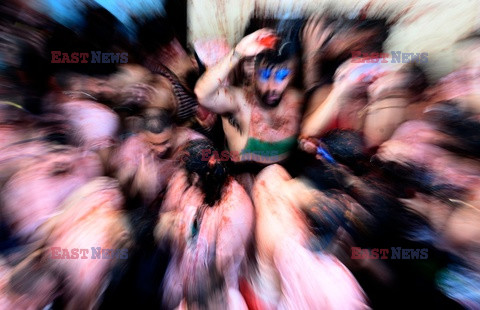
(142, 109), (173, 134)
(425, 101), (480, 158)
(400, 63), (429, 97)
(182, 139), (229, 206)
(301, 150), (432, 250)
(354, 17), (390, 53)
(82, 6), (123, 51)
(321, 129), (368, 171)
(370, 157), (436, 194)
(303, 190), (349, 250)
(299, 130), (368, 190)
(255, 18), (303, 66)
(314, 16), (390, 85)
(255, 48), (298, 68)
(327, 16), (390, 55)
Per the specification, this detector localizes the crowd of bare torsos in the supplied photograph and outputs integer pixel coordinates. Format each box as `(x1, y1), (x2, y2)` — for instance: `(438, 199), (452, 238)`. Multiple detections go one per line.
(2, 13), (480, 310)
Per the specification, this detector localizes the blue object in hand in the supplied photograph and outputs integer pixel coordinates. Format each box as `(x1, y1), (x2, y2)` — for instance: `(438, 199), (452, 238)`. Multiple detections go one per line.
(316, 146), (336, 164)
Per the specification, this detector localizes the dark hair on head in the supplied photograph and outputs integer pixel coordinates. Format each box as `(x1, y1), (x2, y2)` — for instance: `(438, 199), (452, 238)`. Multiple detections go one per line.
(254, 50), (295, 78)
(255, 18), (303, 66)
(300, 130), (368, 189)
(425, 100), (465, 124)
(82, 5), (120, 49)
(333, 16), (390, 52)
(79, 5), (127, 76)
(242, 14), (304, 88)
(425, 100), (480, 157)
(182, 139), (228, 206)
(255, 34), (303, 88)
(255, 45), (298, 67)
(303, 190), (349, 250)
(315, 16), (390, 84)
(355, 17), (390, 52)
(400, 63), (429, 96)
(322, 129), (368, 171)
(141, 109), (173, 134)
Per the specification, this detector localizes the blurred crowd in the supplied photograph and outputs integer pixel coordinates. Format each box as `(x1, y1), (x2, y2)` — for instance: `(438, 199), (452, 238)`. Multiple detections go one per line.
(1, 1), (480, 309)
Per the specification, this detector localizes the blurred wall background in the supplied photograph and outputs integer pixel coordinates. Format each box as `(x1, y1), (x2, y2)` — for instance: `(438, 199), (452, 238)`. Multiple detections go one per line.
(188, 0), (480, 80)
(19, 0), (480, 80)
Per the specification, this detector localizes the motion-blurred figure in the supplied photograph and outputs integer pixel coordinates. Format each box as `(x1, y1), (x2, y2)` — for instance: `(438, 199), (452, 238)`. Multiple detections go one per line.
(157, 140), (254, 309)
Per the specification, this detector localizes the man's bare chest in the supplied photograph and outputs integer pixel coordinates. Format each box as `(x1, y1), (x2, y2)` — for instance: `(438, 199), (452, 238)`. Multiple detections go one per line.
(247, 94), (302, 139)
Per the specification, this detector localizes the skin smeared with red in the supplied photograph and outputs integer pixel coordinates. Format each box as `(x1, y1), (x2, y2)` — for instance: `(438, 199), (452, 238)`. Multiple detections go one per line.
(0, 178), (130, 310)
(194, 29), (303, 164)
(1, 148), (103, 241)
(157, 173), (254, 309)
(40, 178), (131, 310)
(250, 165), (368, 309)
(258, 34), (278, 49)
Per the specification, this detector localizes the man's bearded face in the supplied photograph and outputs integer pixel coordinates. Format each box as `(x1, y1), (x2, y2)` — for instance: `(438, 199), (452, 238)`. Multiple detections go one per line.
(254, 59), (296, 108)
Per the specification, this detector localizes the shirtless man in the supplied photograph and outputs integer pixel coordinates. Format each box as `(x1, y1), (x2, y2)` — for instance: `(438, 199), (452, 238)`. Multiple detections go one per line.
(194, 29), (303, 166)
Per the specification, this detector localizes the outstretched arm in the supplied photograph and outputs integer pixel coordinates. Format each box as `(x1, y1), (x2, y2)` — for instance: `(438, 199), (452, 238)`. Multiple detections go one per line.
(302, 14), (332, 92)
(301, 88), (341, 137)
(300, 14), (341, 138)
(301, 59), (367, 138)
(194, 28), (275, 114)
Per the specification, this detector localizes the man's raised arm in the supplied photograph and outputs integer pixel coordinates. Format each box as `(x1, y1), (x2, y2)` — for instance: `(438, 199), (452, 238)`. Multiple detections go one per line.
(194, 28), (275, 114)
(300, 14), (340, 138)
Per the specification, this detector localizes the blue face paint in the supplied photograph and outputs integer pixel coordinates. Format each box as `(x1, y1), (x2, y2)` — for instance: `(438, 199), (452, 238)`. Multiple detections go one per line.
(316, 146), (336, 164)
(259, 68), (291, 83)
(275, 68), (290, 82)
(259, 68), (272, 81)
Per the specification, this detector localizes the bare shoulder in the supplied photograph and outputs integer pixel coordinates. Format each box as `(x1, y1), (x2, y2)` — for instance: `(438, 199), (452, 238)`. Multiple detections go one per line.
(255, 164), (291, 187)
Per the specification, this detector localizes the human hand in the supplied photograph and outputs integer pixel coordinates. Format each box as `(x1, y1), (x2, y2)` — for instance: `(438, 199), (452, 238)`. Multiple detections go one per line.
(299, 136), (320, 154)
(235, 28), (276, 58)
(301, 14), (333, 59)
